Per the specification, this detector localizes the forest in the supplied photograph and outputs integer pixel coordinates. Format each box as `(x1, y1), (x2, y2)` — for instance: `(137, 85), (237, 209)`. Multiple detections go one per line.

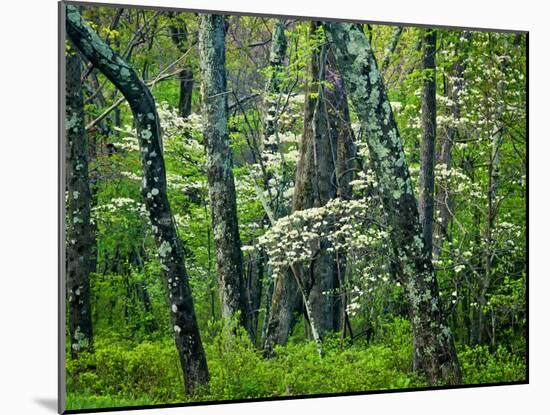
(63, 2), (527, 410)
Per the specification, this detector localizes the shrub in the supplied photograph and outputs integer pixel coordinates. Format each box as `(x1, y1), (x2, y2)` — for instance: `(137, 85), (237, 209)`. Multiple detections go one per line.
(67, 338), (184, 404)
(458, 344), (526, 384)
(66, 317), (525, 409)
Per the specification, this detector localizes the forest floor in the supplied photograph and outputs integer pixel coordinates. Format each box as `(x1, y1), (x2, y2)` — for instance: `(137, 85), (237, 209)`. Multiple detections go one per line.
(66, 318), (526, 410)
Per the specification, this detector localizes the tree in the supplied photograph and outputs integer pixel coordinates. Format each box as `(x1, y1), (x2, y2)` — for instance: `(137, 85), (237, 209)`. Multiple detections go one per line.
(264, 23), (356, 354)
(65, 48), (94, 358)
(66, 5), (209, 394)
(419, 29), (437, 258)
(263, 19), (288, 154)
(168, 12), (194, 118)
(415, 29), (437, 371)
(324, 22), (461, 385)
(475, 35), (507, 346)
(380, 26), (404, 72)
(433, 31), (471, 260)
(198, 14), (251, 336)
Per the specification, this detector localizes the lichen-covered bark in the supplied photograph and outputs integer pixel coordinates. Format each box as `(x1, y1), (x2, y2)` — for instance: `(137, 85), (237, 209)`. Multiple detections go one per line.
(419, 29), (437, 261)
(264, 24), (356, 354)
(168, 13), (194, 118)
(324, 22), (461, 385)
(198, 14), (250, 335)
(65, 50), (94, 358)
(381, 26), (404, 71)
(66, 5), (209, 394)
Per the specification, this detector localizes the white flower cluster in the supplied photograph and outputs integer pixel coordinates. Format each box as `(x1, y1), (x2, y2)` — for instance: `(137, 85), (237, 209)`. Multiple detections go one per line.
(434, 163), (483, 200)
(258, 197), (387, 282)
(112, 102), (205, 157)
(349, 170), (379, 192)
(91, 197), (149, 223)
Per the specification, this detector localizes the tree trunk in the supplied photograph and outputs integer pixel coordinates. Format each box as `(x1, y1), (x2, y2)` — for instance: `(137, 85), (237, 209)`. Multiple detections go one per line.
(168, 13), (194, 118)
(475, 35), (506, 346)
(381, 26), (404, 72)
(198, 14), (251, 336)
(263, 268), (302, 354)
(264, 23), (356, 354)
(477, 80), (504, 346)
(433, 31), (471, 260)
(262, 18), (289, 220)
(324, 22), (461, 386)
(419, 29), (437, 259)
(65, 49), (94, 358)
(258, 19), (289, 344)
(414, 29), (437, 371)
(247, 249), (265, 343)
(295, 29), (339, 338)
(66, 5), (209, 394)
(263, 18), (287, 154)
(178, 68), (194, 119)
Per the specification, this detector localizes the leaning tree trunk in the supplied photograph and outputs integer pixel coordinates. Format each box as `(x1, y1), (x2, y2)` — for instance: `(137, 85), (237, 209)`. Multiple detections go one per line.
(198, 14), (251, 336)
(168, 12), (194, 118)
(264, 23), (356, 354)
(328, 49), (357, 334)
(380, 26), (404, 72)
(65, 49), (94, 358)
(324, 22), (461, 386)
(66, 5), (209, 394)
(294, 28), (340, 339)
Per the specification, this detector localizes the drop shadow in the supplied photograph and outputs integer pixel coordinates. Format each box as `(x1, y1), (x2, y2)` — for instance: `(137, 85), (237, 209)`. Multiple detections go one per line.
(34, 398), (58, 413)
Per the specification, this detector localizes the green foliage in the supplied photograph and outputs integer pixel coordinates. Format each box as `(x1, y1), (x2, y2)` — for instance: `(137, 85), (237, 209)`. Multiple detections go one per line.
(66, 393), (157, 410)
(66, 317), (526, 410)
(458, 344), (526, 384)
(67, 5), (526, 408)
(66, 318), (423, 407)
(67, 339), (184, 402)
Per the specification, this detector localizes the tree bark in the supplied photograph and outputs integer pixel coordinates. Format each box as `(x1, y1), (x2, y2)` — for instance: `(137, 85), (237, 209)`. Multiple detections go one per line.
(295, 29), (339, 338)
(263, 268), (301, 354)
(419, 29), (437, 259)
(263, 18), (287, 154)
(264, 23), (356, 354)
(244, 248), (265, 342)
(381, 26), (404, 72)
(66, 5), (209, 394)
(198, 14), (251, 336)
(324, 22), (461, 386)
(168, 13), (194, 118)
(415, 28), (437, 372)
(66, 49), (94, 358)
